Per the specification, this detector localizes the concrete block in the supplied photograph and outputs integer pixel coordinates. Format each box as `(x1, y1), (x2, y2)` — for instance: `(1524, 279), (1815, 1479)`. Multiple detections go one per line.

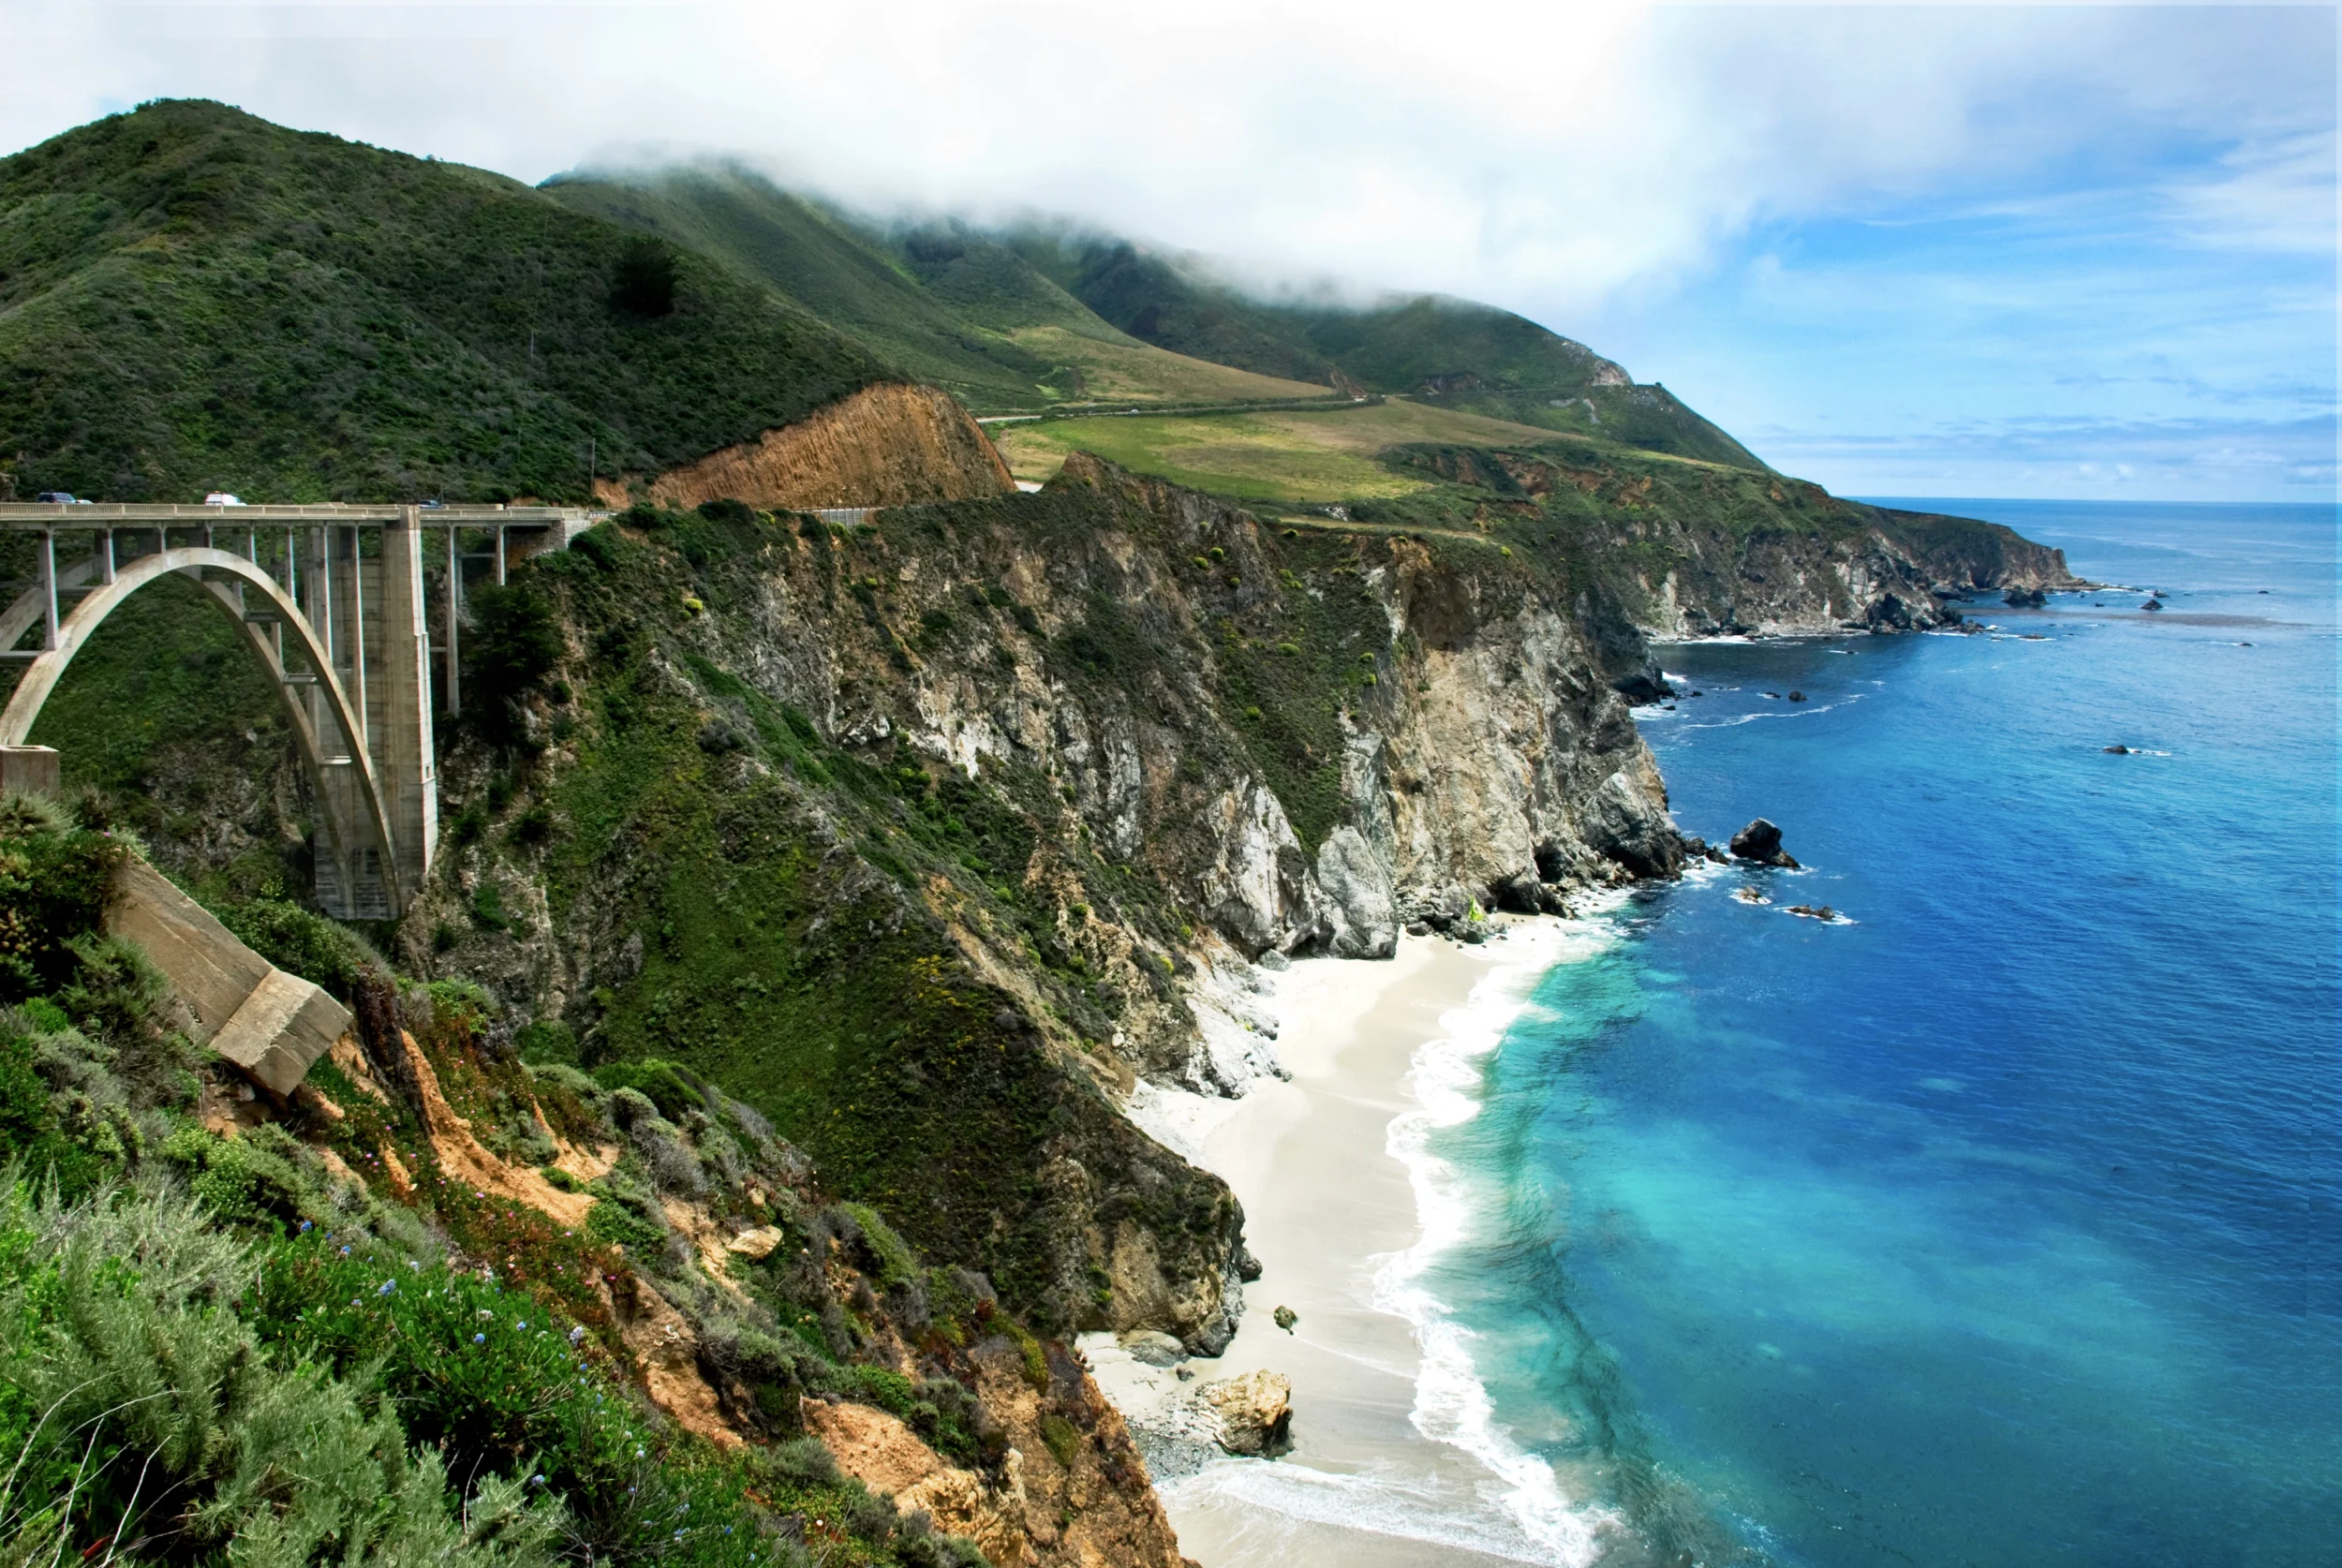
(211, 968), (348, 1097)
(105, 856), (351, 1096)
(107, 858), (270, 1042)
(0, 746), (59, 799)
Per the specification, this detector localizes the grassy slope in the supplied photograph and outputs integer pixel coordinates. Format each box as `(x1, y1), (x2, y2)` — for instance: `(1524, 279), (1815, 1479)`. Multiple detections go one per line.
(999, 230), (1766, 468)
(0, 100), (889, 503)
(999, 327), (1330, 407)
(993, 398), (1567, 502)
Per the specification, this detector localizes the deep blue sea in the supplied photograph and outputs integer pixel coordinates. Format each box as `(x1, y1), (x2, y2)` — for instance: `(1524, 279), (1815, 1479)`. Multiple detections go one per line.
(1419, 501), (2339, 1567)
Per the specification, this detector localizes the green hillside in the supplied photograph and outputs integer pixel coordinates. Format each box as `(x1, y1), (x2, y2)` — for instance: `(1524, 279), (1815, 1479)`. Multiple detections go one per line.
(0, 99), (1769, 506)
(0, 100), (888, 503)
(540, 167), (1082, 408)
(538, 169), (1347, 413)
(1001, 230), (1767, 468)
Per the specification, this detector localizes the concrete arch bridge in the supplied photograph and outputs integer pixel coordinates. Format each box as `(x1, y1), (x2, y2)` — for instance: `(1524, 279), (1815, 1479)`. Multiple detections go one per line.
(0, 503), (595, 920)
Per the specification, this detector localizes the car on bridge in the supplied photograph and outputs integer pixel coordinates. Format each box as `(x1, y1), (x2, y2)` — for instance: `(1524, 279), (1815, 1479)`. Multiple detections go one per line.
(203, 492), (247, 506)
(34, 492), (88, 504)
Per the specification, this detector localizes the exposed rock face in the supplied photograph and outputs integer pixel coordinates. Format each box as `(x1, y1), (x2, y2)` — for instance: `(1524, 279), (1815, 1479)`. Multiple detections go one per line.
(630, 382), (1016, 511)
(415, 454), (1702, 1361)
(1620, 502), (2082, 640)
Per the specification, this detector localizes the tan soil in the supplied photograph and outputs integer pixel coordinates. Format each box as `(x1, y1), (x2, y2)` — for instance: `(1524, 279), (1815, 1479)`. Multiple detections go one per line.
(613, 1274), (742, 1449)
(624, 383), (1015, 512)
(398, 1030), (596, 1231)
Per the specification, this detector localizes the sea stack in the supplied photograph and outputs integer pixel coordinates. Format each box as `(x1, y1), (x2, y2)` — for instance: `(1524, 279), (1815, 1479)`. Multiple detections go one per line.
(1730, 819), (1801, 868)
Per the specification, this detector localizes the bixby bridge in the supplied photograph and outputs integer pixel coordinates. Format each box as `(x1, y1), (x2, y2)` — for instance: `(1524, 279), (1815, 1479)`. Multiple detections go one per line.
(0, 503), (598, 921)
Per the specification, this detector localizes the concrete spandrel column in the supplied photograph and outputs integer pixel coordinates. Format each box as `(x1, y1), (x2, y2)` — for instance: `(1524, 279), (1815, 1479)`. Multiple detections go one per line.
(375, 510), (437, 909)
(0, 746), (60, 798)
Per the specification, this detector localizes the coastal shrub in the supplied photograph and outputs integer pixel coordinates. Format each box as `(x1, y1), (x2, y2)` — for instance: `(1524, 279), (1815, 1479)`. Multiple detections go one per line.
(0, 795), (125, 1000)
(218, 894), (380, 998)
(612, 235), (679, 317)
(837, 1200), (919, 1287)
(594, 1056), (709, 1122)
(585, 1186), (670, 1258)
(158, 1123), (321, 1234)
(0, 1181), (566, 1568)
(516, 1018), (582, 1066)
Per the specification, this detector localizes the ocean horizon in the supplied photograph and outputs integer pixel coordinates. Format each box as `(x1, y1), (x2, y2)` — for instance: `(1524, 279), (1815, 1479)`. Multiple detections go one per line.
(1404, 497), (2339, 1566)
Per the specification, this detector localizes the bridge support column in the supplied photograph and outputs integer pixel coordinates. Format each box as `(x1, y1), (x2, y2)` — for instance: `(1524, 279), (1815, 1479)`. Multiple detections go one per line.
(0, 746), (59, 798)
(377, 511), (437, 907)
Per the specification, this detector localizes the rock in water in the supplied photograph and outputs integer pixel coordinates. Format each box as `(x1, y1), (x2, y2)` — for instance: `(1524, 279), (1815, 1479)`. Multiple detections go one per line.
(1729, 819), (1801, 869)
(2003, 586), (2049, 608)
(1198, 1370), (1293, 1457)
(1787, 690), (1807, 703)
(2142, 599), (2163, 612)
(2104, 744), (2131, 755)
(1273, 1305), (1297, 1333)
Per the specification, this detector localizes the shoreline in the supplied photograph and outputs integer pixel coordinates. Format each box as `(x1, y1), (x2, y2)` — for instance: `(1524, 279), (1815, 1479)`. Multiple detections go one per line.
(1085, 919), (1620, 1567)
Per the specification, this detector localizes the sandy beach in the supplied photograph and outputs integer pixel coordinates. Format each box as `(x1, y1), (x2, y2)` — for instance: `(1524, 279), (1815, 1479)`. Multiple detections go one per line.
(1084, 923), (1612, 1568)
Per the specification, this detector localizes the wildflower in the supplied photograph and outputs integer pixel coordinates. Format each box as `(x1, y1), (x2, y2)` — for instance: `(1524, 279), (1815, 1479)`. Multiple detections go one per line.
(516, 1320), (527, 1330)
(299, 1220), (313, 1234)
(533, 1474), (546, 1487)
(378, 1280), (395, 1295)
(474, 1333), (486, 1344)
(339, 1246), (351, 1256)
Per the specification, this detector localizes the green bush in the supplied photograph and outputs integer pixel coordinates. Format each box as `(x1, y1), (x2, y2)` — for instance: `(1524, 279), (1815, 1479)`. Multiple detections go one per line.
(584, 1191), (669, 1258)
(0, 1180), (566, 1568)
(157, 1124), (320, 1234)
(592, 1057), (708, 1122)
(216, 895), (379, 997)
(467, 584), (565, 726)
(837, 1201), (919, 1287)
(515, 1019), (581, 1067)
(0, 795), (125, 1001)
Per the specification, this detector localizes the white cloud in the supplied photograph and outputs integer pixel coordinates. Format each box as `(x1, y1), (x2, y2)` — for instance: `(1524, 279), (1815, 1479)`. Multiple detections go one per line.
(3, 2), (2329, 314)
(3, 1), (2331, 499)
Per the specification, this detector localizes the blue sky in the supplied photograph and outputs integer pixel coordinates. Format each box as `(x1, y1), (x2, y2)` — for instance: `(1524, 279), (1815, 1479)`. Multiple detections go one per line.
(5, 2), (2334, 502)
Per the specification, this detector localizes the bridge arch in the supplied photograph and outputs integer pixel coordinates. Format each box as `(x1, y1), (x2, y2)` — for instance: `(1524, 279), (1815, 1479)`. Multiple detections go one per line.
(1, 547), (404, 913)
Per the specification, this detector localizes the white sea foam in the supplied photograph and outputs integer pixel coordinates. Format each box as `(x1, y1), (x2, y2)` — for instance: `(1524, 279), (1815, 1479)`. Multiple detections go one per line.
(1371, 910), (1631, 1567)
(1163, 1454), (1583, 1563)
(1670, 690), (1866, 729)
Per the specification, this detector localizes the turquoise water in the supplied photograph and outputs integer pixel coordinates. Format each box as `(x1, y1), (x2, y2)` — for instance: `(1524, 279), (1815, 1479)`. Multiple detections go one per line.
(1421, 501), (2339, 1566)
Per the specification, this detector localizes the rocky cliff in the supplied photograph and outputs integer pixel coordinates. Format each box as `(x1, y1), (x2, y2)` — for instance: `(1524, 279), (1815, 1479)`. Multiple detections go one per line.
(1384, 444), (2083, 644)
(391, 454), (1690, 1358)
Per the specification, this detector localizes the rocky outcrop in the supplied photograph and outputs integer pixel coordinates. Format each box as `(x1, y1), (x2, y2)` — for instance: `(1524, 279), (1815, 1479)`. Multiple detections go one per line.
(1602, 499), (2079, 640)
(626, 382), (1016, 511)
(1196, 1369), (1293, 1457)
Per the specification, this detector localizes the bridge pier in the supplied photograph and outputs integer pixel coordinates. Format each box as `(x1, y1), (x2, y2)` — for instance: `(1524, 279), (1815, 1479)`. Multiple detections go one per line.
(0, 744), (58, 797)
(378, 511), (438, 905)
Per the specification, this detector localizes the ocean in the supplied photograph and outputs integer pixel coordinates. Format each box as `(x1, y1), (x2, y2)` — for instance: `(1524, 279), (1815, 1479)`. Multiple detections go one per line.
(1407, 500), (2340, 1567)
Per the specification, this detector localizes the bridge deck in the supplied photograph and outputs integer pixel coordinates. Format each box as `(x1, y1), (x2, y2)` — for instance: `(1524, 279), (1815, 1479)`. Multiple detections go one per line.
(0, 502), (600, 528)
